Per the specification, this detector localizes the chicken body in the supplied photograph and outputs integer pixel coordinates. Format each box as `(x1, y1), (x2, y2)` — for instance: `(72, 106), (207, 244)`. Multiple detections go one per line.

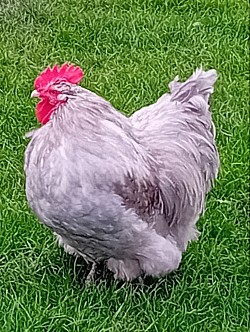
(25, 69), (219, 281)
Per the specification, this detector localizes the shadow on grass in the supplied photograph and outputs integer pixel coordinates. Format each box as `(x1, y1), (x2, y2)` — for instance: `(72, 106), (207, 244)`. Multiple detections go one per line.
(59, 249), (183, 294)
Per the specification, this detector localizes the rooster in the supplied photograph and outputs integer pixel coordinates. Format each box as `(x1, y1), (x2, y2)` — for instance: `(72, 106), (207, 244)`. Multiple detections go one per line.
(24, 64), (219, 281)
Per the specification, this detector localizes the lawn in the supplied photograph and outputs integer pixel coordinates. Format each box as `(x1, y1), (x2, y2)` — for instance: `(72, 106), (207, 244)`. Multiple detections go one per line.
(0, 0), (249, 331)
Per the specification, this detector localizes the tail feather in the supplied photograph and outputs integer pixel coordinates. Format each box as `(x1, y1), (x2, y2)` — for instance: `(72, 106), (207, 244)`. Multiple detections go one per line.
(169, 68), (218, 103)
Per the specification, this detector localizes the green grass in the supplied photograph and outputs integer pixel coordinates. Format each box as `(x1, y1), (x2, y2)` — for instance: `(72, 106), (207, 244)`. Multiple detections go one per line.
(0, 0), (249, 331)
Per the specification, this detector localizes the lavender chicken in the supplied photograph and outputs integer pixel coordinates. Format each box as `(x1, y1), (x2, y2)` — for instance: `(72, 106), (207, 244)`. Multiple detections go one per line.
(24, 64), (219, 281)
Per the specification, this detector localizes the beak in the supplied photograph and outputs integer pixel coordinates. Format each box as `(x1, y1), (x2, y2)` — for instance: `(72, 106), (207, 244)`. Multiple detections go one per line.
(31, 90), (39, 98)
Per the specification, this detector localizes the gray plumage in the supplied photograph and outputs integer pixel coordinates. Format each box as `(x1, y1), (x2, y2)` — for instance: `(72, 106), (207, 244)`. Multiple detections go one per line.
(24, 68), (219, 281)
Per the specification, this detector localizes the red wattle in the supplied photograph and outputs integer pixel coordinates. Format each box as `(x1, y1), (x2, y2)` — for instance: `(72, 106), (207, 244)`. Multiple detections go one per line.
(36, 99), (57, 125)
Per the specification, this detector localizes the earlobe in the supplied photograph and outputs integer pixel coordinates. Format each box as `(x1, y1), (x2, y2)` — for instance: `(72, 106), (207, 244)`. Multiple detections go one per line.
(57, 94), (68, 101)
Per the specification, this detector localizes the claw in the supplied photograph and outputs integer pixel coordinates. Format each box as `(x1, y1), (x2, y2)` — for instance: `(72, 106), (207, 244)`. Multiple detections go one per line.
(85, 262), (97, 285)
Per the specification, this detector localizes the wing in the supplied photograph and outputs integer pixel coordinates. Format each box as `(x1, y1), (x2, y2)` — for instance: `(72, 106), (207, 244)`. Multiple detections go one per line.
(113, 170), (185, 237)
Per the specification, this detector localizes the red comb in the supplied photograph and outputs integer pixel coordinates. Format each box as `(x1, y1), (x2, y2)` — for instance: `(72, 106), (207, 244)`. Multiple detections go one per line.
(34, 63), (84, 90)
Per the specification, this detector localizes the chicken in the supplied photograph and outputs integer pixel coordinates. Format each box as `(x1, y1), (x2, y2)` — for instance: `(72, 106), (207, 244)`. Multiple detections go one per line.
(24, 64), (219, 281)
